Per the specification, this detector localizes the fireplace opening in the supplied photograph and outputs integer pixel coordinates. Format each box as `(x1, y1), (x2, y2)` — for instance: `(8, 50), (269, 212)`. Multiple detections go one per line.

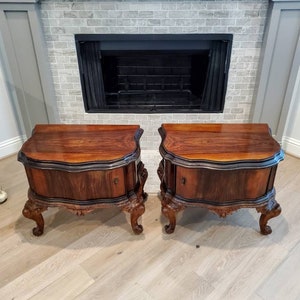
(75, 34), (232, 113)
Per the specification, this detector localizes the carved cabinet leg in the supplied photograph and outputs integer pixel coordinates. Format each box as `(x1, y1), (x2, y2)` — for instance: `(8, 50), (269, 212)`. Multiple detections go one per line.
(130, 203), (145, 234)
(122, 197), (146, 235)
(22, 199), (47, 236)
(157, 159), (167, 199)
(162, 205), (177, 234)
(134, 161), (148, 234)
(161, 195), (185, 234)
(122, 162), (148, 234)
(136, 161), (148, 200)
(257, 199), (281, 235)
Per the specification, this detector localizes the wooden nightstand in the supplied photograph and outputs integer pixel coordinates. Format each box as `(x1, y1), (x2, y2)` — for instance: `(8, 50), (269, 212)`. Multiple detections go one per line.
(18, 124), (148, 236)
(157, 123), (284, 234)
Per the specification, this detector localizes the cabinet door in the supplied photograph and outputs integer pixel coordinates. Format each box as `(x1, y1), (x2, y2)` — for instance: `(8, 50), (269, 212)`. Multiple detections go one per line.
(26, 167), (125, 200)
(176, 166), (271, 203)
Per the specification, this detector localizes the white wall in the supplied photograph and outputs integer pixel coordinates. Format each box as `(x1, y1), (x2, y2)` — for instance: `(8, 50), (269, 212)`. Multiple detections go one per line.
(0, 49), (25, 159)
(283, 66), (300, 158)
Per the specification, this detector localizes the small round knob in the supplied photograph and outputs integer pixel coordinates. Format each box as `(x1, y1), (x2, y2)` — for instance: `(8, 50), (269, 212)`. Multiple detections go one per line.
(113, 178), (119, 185)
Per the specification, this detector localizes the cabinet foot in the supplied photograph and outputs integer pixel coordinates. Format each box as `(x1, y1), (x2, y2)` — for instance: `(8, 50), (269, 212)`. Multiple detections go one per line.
(128, 161), (148, 234)
(258, 199), (281, 235)
(22, 199), (47, 236)
(162, 207), (176, 234)
(161, 195), (185, 234)
(130, 203), (145, 234)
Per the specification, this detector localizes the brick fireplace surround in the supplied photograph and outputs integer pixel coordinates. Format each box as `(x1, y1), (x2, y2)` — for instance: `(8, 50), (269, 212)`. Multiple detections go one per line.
(37, 0), (268, 192)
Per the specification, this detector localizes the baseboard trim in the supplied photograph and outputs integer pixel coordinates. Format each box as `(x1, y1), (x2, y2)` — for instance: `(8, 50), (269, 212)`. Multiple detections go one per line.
(0, 135), (26, 159)
(282, 136), (300, 158)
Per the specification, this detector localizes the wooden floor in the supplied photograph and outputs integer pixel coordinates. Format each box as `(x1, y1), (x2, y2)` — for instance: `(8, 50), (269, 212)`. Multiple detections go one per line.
(0, 153), (300, 299)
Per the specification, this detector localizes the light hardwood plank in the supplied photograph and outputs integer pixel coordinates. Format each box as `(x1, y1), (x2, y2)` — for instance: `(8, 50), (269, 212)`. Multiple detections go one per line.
(29, 265), (95, 300)
(255, 241), (300, 299)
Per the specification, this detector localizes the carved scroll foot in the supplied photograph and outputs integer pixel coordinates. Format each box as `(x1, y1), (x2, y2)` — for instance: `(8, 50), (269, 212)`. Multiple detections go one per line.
(258, 199), (281, 235)
(122, 198), (146, 235)
(22, 199), (47, 236)
(161, 195), (185, 234)
(121, 162), (148, 234)
(130, 203), (145, 234)
(162, 206), (177, 234)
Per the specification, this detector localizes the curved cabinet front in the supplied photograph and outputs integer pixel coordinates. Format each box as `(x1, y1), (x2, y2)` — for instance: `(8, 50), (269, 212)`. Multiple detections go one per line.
(175, 165), (274, 204)
(25, 166), (126, 200)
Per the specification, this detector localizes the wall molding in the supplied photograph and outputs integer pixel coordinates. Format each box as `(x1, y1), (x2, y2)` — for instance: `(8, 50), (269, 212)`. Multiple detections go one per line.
(282, 136), (300, 158)
(0, 135), (25, 159)
(252, 1), (300, 141)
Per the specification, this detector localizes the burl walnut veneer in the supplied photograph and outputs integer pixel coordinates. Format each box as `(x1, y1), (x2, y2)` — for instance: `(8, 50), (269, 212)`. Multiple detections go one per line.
(18, 124), (148, 236)
(157, 123), (284, 234)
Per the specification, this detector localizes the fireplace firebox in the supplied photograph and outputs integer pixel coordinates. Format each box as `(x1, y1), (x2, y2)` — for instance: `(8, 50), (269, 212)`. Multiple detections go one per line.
(75, 34), (232, 113)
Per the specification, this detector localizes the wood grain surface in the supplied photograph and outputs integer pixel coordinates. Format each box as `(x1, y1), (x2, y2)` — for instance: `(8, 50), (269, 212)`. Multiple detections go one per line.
(160, 123), (282, 162)
(20, 124), (142, 163)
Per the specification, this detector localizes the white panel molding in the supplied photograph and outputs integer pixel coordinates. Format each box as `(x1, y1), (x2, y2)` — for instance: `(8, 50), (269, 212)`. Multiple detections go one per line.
(0, 135), (25, 159)
(282, 136), (300, 158)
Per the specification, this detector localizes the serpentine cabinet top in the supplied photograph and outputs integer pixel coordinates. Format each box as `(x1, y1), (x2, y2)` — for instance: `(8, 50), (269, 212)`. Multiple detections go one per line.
(158, 123), (284, 167)
(18, 124), (143, 166)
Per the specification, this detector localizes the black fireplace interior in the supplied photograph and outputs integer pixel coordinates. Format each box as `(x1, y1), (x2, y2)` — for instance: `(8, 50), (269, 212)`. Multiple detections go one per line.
(75, 34), (232, 113)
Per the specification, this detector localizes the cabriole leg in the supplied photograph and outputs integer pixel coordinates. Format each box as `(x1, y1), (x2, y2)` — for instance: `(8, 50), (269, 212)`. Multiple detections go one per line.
(22, 199), (47, 236)
(161, 195), (185, 234)
(130, 202), (145, 234)
(257, 199), (281, 235)
(124, 162), (148, 234)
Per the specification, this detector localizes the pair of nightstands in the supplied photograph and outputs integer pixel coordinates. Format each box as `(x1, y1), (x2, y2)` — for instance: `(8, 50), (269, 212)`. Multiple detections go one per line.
(18, 123), (284, 236)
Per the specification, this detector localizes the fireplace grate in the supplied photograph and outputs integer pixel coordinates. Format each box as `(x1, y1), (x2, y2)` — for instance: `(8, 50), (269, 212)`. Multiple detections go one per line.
(103, 51), (204, 111)
(75, 34), (233, 113)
